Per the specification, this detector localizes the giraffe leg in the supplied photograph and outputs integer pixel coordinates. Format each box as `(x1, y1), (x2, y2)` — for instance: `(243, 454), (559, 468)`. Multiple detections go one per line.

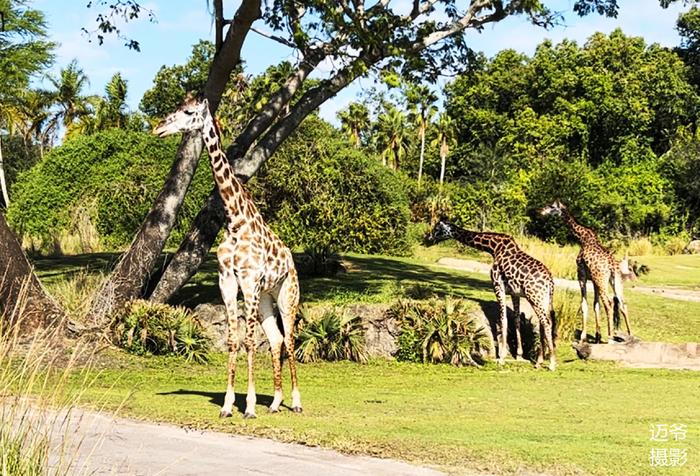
(241, 286), (261, 419)
(592, 286), (602, 344)
(599, 291), (615, 343)
(277, 270), (302, 413)
(260, 292), (284, 413)
(537, 305), (557, 371)
(491, 267), (509, 365)
(577, 259), (588, 344)
(536, 319), (545, 369)
(613, 273), (632, 336)
(512, 294), (524, 360)
(218, 269), (239, 418)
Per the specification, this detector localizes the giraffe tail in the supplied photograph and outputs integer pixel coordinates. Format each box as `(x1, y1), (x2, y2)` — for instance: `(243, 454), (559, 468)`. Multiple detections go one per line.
(550, 309), (557, 348)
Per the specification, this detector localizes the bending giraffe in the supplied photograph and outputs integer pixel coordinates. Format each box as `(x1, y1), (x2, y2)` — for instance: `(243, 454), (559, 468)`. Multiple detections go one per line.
(540, 201), (632, 344)
(428, 220), (557, 371)
(153, 94), (302, 418)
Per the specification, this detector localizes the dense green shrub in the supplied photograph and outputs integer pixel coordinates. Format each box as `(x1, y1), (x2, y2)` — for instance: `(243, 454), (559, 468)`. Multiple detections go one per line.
(390, 297), (491, 366)
(295, 309), (368, 363)
(7, 129), (212, 251)
(112, 300), (211, 363)
(251, 116), (411, 255)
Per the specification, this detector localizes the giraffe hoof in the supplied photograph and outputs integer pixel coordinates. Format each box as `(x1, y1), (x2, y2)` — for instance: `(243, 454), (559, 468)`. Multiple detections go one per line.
(594, 333), (602, 344)
(268, 407), (280, 414)
(548, 363), (557, 372)
(243, 412), (257, 419)
(219, 410), (232, 418)
(292, 406), (303, 414)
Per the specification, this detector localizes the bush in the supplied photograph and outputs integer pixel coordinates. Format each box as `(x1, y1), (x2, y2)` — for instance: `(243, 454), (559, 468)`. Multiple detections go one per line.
(295, 244), (344, 278)
(627, 237), (654, 257)
(7, 130), (212, 253)
(390, 297), (490, 366)
(251, 116), (411, 255)
(112, 300), (211, 363)
(295, 309), (368, 363)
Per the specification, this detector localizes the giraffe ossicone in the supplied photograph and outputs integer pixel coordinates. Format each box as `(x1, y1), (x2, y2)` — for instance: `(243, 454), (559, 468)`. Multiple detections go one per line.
(428, 220), (557, 371)
(154, 94), (303, 418)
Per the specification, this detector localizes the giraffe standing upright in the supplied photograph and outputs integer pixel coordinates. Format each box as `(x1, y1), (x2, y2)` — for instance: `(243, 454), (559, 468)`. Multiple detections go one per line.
(540, 201), (632, 344)
(154, 94), (302, 418)
(428, 220), (557, 371)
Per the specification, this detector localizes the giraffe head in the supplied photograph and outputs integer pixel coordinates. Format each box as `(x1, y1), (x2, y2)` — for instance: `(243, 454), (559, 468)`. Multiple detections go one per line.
(540, 200), (567, 217)
(425, 219), (454, 245)
(153, 93), (209, 137)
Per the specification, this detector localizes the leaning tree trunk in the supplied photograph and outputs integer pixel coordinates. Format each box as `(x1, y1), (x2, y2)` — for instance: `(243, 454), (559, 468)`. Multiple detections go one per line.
(0, 212), (64, 331)
(84, 0), (261, 325)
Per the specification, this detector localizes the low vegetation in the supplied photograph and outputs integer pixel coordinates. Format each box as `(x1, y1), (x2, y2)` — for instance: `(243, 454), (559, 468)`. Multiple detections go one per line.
(296, 310), (368, 363)
(390, 297), (490, 365)
(111, 300), (211, 363)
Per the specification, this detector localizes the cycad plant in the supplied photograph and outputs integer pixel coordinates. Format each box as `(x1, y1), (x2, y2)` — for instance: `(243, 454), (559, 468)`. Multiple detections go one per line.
(112, 300), (211, 363)
(393, 297), (490, 366)
(296, 310), (368, 363)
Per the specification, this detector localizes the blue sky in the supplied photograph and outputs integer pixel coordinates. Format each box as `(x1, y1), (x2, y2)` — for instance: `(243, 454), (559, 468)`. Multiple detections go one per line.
(32, 0), (689, 124)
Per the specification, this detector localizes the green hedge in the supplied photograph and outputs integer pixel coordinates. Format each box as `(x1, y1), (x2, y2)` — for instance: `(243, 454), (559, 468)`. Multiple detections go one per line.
(9, 119), (411, 255)
(7, 129), (212, 251)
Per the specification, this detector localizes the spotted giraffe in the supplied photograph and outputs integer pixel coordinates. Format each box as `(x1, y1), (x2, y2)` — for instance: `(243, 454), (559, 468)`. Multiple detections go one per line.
(428, 220), (557, 371)
(540, 200), (632, 344)
(153, 94), (302, 418)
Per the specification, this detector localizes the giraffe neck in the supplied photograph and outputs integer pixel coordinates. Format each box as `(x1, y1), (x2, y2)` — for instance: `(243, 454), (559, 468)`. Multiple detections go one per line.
(560, 209), (597, 245)
(201, 112), (259, 226)
(449, 224), (507, 256)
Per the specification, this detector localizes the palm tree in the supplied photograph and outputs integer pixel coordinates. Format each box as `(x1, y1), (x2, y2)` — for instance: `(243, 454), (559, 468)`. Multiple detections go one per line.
(99, 72), (129, 129)
(375, 105), (409, 170)
(405, 84), (438, 186)
(47, 60), (91, 136)
(431, 113), (456, 186)
(337, 102), (370, 148)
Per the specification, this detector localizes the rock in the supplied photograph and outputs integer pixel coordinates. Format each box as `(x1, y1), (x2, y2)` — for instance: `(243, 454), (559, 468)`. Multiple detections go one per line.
(684, 240), (700, 254)
(193, 303), (269, 354)
(574, 339), (700, 370)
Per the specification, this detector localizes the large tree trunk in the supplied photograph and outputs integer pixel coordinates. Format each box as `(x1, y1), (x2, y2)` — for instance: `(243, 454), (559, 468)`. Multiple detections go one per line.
(85, 0), (261, 324)
(149, 1), (515, 303)
(0, 212), (63, 331)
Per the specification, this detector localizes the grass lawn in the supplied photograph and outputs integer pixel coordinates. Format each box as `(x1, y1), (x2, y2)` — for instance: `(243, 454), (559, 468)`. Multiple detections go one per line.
(70, 353), (698, 476)
(32, 250), (700, 475)
(632, 254), (700, 290)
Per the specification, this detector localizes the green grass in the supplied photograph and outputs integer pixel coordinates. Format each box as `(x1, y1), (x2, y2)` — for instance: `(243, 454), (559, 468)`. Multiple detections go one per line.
(31, 250), (700, 475)
(632, 254), (700, 290)
(67, 352), (699, 476)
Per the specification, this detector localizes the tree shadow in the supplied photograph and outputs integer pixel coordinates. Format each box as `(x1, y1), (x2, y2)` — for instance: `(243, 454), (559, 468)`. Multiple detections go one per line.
(156, 389), (288, 414)
(474, 297), (539, 361)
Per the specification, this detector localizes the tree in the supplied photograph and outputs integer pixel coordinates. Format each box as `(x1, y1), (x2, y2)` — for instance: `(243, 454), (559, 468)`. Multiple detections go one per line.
(676, 5), (700, 87)
(433, 113), (456, 185)
(374, 105), (409, 169)
(47, 60), (92, 137)
(337, 102), (370, 148)
(0, 0), (54, 207)
(405, 84), (438, 185)
(70, 0), (673, 320)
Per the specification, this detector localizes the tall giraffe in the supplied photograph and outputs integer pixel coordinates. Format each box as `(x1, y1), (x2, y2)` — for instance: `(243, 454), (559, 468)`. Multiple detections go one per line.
(540, 201), (632, 344)
(153, 94), (302, 418)
(428, 220), (557, 371)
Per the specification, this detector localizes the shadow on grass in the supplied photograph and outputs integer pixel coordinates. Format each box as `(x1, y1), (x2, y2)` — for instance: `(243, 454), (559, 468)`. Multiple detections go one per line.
(32, 251), (494, 309)
(156, 389), (289, 414)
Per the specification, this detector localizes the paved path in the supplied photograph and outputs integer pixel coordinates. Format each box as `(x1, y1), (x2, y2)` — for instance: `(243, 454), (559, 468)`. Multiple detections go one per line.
(49, 409), (447, 476)
(436, 257), (700, 303)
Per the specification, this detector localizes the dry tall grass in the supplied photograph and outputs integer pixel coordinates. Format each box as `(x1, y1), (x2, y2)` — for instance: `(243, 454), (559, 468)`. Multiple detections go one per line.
(0, 278), (101, 475)
(515, 237), (580, 280)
